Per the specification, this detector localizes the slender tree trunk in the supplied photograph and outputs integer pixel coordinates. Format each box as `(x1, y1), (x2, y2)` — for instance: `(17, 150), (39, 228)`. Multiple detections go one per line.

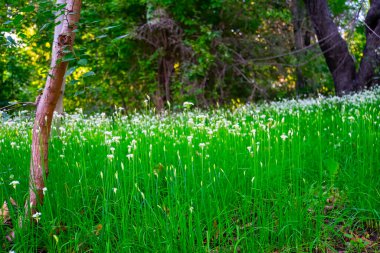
(54, 0), (67, 115)
(290, 0), (307, 93)
(304, 0), (356, 95)
(29, 0), (81, 214)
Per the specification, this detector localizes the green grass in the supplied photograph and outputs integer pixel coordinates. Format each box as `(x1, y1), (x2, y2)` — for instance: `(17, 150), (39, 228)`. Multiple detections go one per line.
(1, 89), (380, 252)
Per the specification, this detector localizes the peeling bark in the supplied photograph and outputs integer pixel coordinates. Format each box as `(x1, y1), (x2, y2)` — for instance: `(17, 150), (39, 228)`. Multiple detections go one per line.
(29, 0), (81, 214)
(54, 0), (67, 115)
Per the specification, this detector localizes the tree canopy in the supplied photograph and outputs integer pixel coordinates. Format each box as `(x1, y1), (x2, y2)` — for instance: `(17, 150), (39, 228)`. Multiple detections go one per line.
(1, 0), (377, 112)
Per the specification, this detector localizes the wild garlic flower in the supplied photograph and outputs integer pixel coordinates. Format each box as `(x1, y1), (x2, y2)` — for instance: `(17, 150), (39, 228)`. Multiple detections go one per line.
(107, 154), (114, 160)
(32, 212), (41, 222)
(9, 180), (19, 189)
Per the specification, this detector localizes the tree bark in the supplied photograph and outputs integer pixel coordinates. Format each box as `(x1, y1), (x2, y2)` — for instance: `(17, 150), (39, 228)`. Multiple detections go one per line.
(304, 0), (380, 95)
(290, 0), (307, 92)
(356, 0), (380, 89)
(29, 0), (81, 214)
(54, 0), (67, 115)
(304, 0), (356, 95)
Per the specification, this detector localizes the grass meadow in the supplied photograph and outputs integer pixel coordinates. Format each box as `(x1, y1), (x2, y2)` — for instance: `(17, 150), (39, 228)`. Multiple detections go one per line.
(1, 89), (380, 252)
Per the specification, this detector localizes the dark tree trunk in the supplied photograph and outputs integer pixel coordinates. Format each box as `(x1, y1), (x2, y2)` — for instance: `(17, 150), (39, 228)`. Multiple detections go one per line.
(304, 0), (380, 95)
(290, 0), (307, 92)
(356, 0), (380, 89)
(304, 0), (356, 95)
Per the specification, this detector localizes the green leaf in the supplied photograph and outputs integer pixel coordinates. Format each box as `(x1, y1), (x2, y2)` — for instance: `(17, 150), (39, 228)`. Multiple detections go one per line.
(12, 15), (24, 25)
(21, 6), (35, 12)
(6, 36), (16, 46)
(344, 233), (353, 239)
(82, 71), (95, 77)
(103, 25), (120, 30)
(113, 34), (129, 41)
(324, 158), (340, 180)
(74, 90), (85, 96)
(65, 66), (77, 77)
(39, 23), (50, 32)
(78, 59), (88, 66)
(96, 34), (108, 39)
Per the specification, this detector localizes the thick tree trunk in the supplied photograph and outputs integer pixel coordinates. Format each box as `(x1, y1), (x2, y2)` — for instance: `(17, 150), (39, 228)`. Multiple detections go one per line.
(356, 0), (380, 89)
(304, 0), (356, 95)
(29, 0), (81, 214)
(304, 0), (380, 95)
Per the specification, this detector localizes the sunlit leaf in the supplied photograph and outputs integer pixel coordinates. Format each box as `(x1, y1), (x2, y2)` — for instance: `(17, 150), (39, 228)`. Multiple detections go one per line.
(65, 66), (77, 77)
(78, 59), (88, 66)
(113, 34), (129, 41)
(83, 71), (95, 77)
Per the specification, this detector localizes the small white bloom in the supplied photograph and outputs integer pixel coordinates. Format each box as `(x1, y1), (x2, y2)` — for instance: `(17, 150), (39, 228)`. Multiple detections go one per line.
(199, 143), (206, 149)
(183, 101), (194, 109)
(9, 180), (19, 189)
(43, 187), (47, 195)
(113, 188), (117, 194)
(10, 142), (16, 148)
(126, 154), (134, 160)
(32, 212), (42, 222)
(280, 134), (288, 141)
(107, 154), (114, 160)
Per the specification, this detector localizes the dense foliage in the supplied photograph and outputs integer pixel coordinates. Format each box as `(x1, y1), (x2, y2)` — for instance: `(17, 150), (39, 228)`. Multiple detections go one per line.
(1, 88), (380, 251)
(0, 0), (372, 111)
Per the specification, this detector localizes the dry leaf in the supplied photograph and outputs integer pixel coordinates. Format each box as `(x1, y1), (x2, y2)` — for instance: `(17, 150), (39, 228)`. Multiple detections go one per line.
(0, 201), (10, 223)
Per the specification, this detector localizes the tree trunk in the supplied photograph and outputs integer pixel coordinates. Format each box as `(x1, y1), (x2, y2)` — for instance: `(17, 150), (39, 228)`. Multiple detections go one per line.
(54, 0), (67, 115)
(290, 0), (307, 92)
(356, 0), (380, 89)
(29, 0), (81, 214)
(304, 0), (356, 95)
(304, 0), (380, 94)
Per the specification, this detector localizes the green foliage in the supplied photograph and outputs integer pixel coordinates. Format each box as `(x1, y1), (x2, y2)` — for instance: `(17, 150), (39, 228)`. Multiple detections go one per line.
(1, 89), (380, 251)
(0, 0), (373, 111)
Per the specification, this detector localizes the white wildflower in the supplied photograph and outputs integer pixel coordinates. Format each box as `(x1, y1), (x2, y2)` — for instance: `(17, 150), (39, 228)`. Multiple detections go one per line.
(43, 187), (47, 195)
(32, 212), (42, 222)
(9, 180), (19, 189)
(183, 101), (194, 109)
